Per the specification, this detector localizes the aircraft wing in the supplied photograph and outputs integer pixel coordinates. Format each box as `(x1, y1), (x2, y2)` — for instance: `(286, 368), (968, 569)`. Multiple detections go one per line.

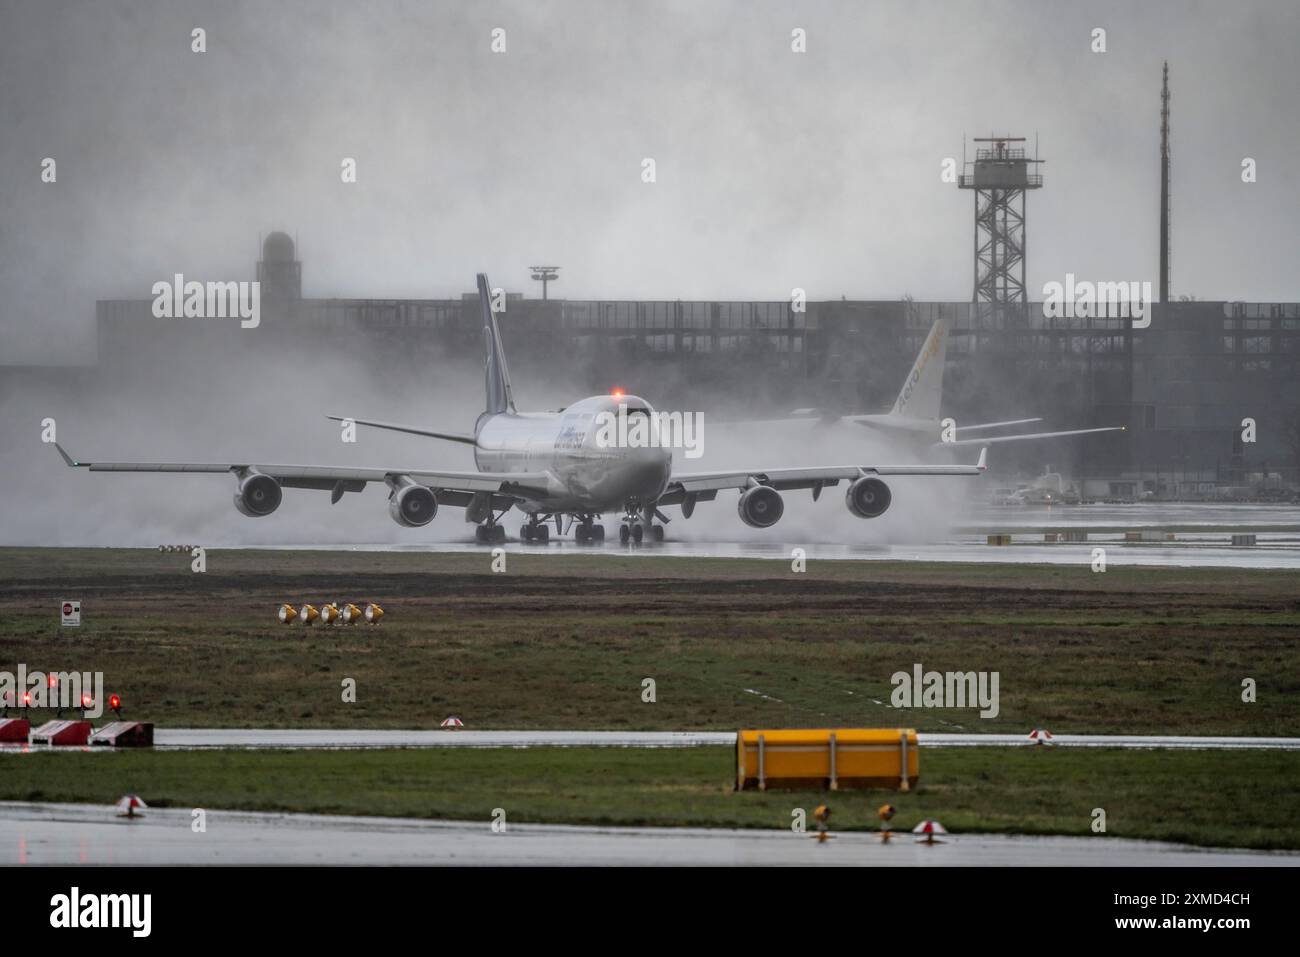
(325, 415), (476, 446)
(949, 417), (1042, 432)
(53, 443), (553, 501)
(660, 448), (986, 502)
(935, 425), (1124, 447)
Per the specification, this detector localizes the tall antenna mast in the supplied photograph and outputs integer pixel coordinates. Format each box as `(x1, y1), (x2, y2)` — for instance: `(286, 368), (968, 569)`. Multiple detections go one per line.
(1160, 61), (1171, 305)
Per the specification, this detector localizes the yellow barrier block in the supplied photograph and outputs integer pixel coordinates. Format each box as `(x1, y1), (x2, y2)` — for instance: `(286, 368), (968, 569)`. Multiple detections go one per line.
(735, 728), (918, 792)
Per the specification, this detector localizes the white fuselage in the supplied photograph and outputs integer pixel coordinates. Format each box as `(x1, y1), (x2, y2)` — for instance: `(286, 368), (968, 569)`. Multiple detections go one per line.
(473, 394), (672, 513)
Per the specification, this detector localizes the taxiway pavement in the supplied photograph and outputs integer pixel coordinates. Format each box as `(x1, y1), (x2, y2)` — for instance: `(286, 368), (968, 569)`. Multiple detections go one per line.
(4, 802), (1294, 866)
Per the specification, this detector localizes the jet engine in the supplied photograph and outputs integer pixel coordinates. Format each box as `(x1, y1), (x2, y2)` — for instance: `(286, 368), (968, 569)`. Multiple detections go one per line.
(388, 480), (437, 527)
(737, 485), (784, 528)
(234, 472), (282, 517)
(846, 476), (892, 519)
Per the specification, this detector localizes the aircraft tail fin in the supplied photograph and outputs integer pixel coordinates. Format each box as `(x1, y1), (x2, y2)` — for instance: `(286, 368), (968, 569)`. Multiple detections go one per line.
(478, 273), (516, 416)
(890, 316), (948, 420)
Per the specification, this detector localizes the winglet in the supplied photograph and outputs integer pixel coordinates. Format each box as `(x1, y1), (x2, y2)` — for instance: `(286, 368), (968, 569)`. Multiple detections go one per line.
(54, 442), (81, 467)
(977, 447), (988, 471)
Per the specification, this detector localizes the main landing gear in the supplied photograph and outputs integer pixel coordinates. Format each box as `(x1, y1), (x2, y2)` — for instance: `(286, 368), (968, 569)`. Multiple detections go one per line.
(520, 517), (550, 543)
(574, 515), (606, 544)
(475, 522), (507, 544)
(478, 508), (667, 545)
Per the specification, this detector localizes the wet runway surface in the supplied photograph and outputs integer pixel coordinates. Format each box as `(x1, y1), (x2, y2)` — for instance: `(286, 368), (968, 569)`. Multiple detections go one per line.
(963, 502), (1300, 529)
(5, 729), (1298, 752)
(156, 729), (735, 749)
(4, 802), (1294, 866)
(920, 733), (1300, 750)
(244, 540), (1300, 569)
(239, 504), (1300, 568)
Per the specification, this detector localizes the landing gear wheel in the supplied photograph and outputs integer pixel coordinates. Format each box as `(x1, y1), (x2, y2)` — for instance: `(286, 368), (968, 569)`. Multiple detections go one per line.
(619, 524), (631, 544)
(651, 524), (664, 542)
(631, 524), (644, 543)
(492, 524), (506, 544)
(591, 524), (605, 542)
(521, 524), (534, 542)
(575, 524), (590, 544)
(534, 524), (549, 543)
(475, 524), (490, 544)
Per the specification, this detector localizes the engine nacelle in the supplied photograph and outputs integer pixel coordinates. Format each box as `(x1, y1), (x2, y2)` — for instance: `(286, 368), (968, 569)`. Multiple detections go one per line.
(737, 485), (784, 528)
(389, 481), (437, 527)
(234, 472), (282, 517)
(846, 476), (891, 519)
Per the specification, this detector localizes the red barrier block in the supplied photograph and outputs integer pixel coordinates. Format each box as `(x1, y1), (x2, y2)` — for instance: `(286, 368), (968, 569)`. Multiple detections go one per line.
(0, 718), (31, 743)
(29, 720), (92, 746)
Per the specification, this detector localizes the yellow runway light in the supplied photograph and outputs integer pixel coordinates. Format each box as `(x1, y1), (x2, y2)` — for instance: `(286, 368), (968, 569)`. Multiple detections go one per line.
(813, 803), (832, 843)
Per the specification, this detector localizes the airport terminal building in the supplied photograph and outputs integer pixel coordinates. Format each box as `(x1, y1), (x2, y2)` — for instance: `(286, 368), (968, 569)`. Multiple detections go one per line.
(87, 233), (1300, 500)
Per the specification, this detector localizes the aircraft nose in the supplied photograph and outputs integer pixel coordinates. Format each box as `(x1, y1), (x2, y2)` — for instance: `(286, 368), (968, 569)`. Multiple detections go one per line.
(631, 442), (670, 468)
(623, 444), (671, 494)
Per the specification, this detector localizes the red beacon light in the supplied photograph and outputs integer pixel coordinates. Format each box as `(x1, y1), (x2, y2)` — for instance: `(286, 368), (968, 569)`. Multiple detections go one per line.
(610, 387), (625, 399)
(49, 674), (58, 688)
(82, 693), (94, 709)
(109, 693), (122, 717)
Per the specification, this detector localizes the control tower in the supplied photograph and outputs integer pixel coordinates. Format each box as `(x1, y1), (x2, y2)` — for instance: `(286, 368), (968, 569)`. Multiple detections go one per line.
(257, 231), (302, 300)
(958, 136), (1043, 319)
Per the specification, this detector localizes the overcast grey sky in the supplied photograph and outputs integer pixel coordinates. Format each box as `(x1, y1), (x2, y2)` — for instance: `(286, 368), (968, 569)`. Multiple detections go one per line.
(2, 0), (1298, 362)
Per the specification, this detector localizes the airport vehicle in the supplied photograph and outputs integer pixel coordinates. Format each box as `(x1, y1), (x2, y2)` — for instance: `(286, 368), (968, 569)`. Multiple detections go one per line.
(988, 487), (1028, 507)
(55, 275), (987, 544)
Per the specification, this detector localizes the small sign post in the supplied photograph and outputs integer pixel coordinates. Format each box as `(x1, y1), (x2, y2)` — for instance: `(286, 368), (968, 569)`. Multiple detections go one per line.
(60, 600), (81, 627)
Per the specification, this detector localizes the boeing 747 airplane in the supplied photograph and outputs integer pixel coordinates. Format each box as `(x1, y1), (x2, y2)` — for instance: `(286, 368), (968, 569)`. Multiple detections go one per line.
(56, 274), (987, 544)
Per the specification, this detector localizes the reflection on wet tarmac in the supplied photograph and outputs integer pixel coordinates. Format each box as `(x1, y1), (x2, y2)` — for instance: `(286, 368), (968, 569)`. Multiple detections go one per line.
(4, 802), (1296, 866)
